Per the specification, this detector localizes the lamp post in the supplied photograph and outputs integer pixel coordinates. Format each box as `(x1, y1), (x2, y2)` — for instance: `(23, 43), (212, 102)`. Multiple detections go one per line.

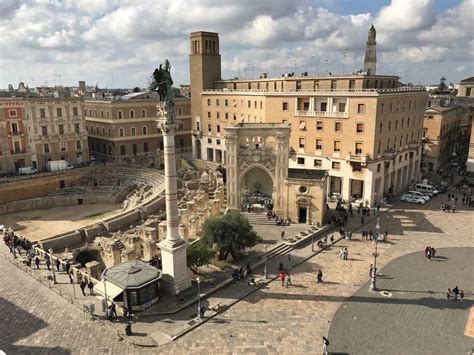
(196, 277), (201, 319)
(264, 245), (268, 279)
(370, 218), (381, 291)
(49, 248), (57, 284)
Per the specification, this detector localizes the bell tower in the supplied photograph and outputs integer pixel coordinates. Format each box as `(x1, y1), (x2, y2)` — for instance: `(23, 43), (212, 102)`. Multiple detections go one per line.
(189, 32), (221, 159)
(364, 24), (377, 75)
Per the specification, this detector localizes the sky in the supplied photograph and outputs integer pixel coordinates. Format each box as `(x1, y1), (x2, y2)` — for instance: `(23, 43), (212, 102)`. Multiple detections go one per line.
(0, 0), (473, 89)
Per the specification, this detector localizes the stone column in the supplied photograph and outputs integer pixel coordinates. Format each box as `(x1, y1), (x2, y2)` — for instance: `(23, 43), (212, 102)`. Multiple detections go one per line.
(275, 132), (289, 216)
(156, 101), (191, 293)
(225, 132), (239, 210)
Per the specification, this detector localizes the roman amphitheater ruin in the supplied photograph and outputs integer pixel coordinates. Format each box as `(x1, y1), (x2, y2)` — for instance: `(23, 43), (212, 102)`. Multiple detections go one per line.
(1, 162), (225, 276)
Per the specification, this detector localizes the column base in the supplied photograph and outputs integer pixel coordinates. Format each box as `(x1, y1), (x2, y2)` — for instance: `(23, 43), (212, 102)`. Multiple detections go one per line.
(158, 239), (191, 295)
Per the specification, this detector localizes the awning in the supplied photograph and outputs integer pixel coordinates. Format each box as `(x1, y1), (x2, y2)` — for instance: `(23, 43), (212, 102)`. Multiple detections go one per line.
(94, 280), (123, 301)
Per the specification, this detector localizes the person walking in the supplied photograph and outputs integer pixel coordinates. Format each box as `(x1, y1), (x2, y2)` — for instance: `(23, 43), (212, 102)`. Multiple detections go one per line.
(88, 280), (94, 295)
(281, 230), (285, 241)
(460, 290), (464, 301)
(369, 264), (374, 277)
(322, 336), (330, 355)
(65, 261), (71, 274)
(286, 273), (292, 288)
(55, 258), (61, 272)
(343, 248), (348, 260)
(68, 270), (74, 284)
(34, 256), (41, 269)
(80, 280), (87, 296)
(45, 258), (51, 271)
(199, 304), (205, 319)
(279, 271), (286, 287)
(316, 269), (323, 284)
(453, 286), (459, 300)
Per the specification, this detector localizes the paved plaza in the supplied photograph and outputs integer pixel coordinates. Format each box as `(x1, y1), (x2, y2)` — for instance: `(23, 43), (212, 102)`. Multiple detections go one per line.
(1, 191), (473, 354)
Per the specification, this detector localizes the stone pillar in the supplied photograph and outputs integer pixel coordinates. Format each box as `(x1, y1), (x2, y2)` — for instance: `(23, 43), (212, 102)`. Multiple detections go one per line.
(156, 101), (191, 293)
(225, 132), (239, 210)
(275, 133), (289, 216)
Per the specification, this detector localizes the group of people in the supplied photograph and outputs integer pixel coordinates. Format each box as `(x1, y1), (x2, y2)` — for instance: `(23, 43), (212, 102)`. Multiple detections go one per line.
(316, 235), (335, 249)
(338, 247), (349, 260)
(424, 246), (436, 260)
(267, 211), (291, 226)
(232, 263), (252, 282)
(3, 229), (33, 257)
(279, 270), (292, 288)
(447, 286), (465, 301)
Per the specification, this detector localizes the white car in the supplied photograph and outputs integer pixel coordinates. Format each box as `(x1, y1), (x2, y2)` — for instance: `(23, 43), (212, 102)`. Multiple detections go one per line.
(408, 190), (430, 201)
(401, 194), (426, 205)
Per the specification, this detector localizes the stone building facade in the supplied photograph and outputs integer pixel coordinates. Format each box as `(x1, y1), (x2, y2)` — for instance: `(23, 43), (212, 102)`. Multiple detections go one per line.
(0, 98), (32, 173)
(189, 29), (427, 208)
(458, 76), (474, 98)
(85, 92), (192, 166)
(25, 98), (89, 170)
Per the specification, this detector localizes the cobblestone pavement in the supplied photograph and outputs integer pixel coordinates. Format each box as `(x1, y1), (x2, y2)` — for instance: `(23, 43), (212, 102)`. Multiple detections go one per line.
(1, 191), (473, 354)
(163, 196), (474, 354)
(0, 253), (136, 355)
(328, 247), (474, 355)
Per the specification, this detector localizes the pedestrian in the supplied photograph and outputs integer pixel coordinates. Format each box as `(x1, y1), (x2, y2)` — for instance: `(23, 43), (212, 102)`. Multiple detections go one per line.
(369, 264), (373, 277)
(199, 304), (205, 319)
(123, 306), (129, 320)
(55, 258), (60, 271)
(343, 248), (348, 260)
(460, 290), (464, 301)
(80, 280), (86, 296)
(279, 271), (286, 287)
(348, 231), (352, 241)
(286, 273), (292, 288)
(322, 336), (330, 355)
(88, 280), (94, 295)
(34, 256), (40, 269)
(430, 247), (436, 258)
(453, 286), (459, 300)
(316, 269), (323, 284)
(287, 252), (292, 264)
(330, 235), (334, 244)
(339, 248), (344, 259)
(281, 230), (285, 240)
(348, 204), (353, 217)
(65, 260), (71, 274)
(68, 270), (74, 284)
(76, 271), (83, 284)
(45, 258), (51, 271)
(447, 288), (451, 300)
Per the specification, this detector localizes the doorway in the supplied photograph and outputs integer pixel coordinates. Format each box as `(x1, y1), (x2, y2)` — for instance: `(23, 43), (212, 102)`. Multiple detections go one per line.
(299, 207), (307, 224)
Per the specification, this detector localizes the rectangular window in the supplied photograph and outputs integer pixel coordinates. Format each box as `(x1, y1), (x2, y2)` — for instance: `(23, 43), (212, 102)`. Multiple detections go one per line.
(11, 123), (18, 134)
(356, 123), (364, 133)
(316, 139), (322, 150)
(316, 121), (323, 131)
(334, 140), (341, 152)
(297, 157), (305, 165)
(320, 102), (327, 111)
(207, 111), (211, 118)
(216, 99), (220, 106)
(207, 99), (211, 105)
(216, 139), (221, 145)
(357, 104), (365, 114)
(73, 107), (78, 116)
(41, 126), (48, 136)
(395, 120), (398, 129)
(248, 101), (251, 108)
(58, 125), (64, 134)
(56, 107), (62, 117)
(216, 112), (220, 119)
(9, 109), (17, 117)
(299, 121), (307, 131)
(377, 163), (381, 173)
(225, 112), (229, 120)
(388, 122), (391, 131)
(379, 123), (383, 133)
(233, 113), (237, 120)
(338, 102), (346, 112)
(355, 142), (363, 154)
(44, 143), (50, 153)
(299, 137), (305, 148)
(40, 108), (46, 118)
(217, 125), (220, 133)
(334, 122), (342, 132)
(208, 124), (212, 133)
(120, 145), (126, 155)
(76, 140), (81, 150)
(207, 138), (212, 144)
(331, 80), (337, 90)
(224, 99), (228, 106)
(74, 123), (80, 133)
(282, 102), (288, 111)
(314, 159), (322, 168)
(332, 161), (340, 170)
(144, 142), (148, 152)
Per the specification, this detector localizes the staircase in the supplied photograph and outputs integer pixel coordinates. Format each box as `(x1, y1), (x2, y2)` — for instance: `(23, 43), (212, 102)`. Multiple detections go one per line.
(241, 212), (275, 225)
(263, 243), (293, 263)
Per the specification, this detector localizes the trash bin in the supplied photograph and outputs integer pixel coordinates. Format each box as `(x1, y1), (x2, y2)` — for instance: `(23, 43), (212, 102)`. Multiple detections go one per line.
(125, 322), (132, 336)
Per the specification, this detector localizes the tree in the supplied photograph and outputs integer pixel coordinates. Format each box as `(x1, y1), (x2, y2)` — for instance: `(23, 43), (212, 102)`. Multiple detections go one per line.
(201, 211), (260, 260)
(187, 243), (216, 274)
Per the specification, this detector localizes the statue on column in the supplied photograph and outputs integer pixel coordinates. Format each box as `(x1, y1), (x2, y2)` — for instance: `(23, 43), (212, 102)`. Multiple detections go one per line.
(151, 59), (174, 103)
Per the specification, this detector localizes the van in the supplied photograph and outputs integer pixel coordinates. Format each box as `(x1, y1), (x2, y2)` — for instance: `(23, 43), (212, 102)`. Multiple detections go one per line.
(19, 167), (38, 175)
(415, 183), (435, 196)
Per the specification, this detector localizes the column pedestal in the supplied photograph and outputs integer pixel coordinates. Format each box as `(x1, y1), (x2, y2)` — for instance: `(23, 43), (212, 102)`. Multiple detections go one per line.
(158, 239), (191, 294)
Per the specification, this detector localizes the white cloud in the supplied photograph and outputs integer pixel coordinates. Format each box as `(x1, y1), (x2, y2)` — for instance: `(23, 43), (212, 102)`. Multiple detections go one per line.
(0, 0), (472, 88)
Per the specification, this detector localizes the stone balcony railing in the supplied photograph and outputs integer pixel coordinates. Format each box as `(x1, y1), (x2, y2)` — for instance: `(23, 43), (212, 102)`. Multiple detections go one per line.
(295, 110), (349, 118)
(347, 153), (370, 163)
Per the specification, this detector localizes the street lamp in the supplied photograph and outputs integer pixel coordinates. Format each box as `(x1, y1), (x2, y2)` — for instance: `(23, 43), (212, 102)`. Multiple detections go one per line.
(49, 248), (57, 284)
(264, 245), (268, 279)
(370, 218), (381, 291)
(196, 277), (201, 319)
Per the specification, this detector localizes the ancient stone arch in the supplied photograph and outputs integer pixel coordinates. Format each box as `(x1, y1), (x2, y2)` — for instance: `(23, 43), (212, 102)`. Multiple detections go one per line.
(225, 123), (291, 215)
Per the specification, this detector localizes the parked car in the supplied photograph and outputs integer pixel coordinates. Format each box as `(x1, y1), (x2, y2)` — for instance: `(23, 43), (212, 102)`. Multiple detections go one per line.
(434, 185), (447, 194)
(19, 167), (38, 175)
(401, 194), (426, 205)
(408, 190), (430, 201)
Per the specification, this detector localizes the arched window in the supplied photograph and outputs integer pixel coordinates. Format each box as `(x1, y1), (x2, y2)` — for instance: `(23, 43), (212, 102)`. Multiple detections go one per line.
(106, 111), (110, 119)
(94, 110), (98, 117)
(100, 110), (104, 118)
(142, 126), (147, 135)
(130, 110), (135, 119)
(96, 126), (99, 134)
(89, 110), (92, 117)
(102, 127), (105, 135)
(118, 110), (123, 119)
(119, 128), (124, 137)
(141, 109), (146, 118)
(108, 128), (111, 136)
(131, 127), (136, 136)
(178, 107), (183, 116)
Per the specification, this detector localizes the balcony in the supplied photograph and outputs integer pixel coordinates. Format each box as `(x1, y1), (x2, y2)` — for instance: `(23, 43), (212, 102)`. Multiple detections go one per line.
(191, 129), (203, 138)
(408, 143), (420, 150)
(347, 153), (370, 164)
(295, 110), (348, 118)
(10, 131), (22, 136)
(383, 149), (397, 159)
(11, 149), (26, 154)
